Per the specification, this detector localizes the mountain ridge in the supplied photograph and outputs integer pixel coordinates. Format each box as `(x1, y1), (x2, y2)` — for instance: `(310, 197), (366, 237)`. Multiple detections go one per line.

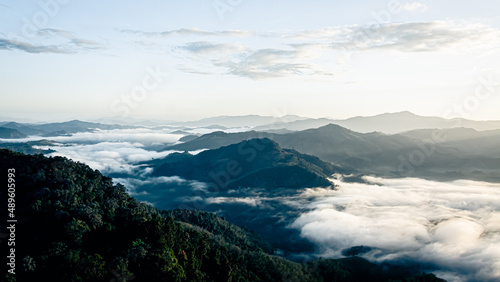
(0, 149), (444, 282)
(253, 111), (500, 134)
(4, 111), (500, 136)
(153, 138), (346, 190)
(164, 123), (500, 183)
(0, 126), (27, 138)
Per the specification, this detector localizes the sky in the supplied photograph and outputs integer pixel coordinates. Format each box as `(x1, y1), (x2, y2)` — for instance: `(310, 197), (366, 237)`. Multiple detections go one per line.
(1, 0), (500, 122)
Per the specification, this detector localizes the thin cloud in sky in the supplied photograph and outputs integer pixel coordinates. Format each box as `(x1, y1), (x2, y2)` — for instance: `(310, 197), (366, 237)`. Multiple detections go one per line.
(2, 1), (500, 120)
(343, 21), (500, 53)
(0, 28), (103, 54)
(120, 28), (257, 38)
(121, 21), (500, 80)
(0, 38), (70, 54)
(287, 21), (500, 53)
(38, 28), (102, 49)
(12, 21), (497, 57)
(215, 49), (334, 79)
(174, 42), (336, 79)
(179, 41), (245, 55)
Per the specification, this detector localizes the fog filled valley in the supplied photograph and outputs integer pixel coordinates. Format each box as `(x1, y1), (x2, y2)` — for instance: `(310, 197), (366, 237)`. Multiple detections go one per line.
(1, 113), (500, 281)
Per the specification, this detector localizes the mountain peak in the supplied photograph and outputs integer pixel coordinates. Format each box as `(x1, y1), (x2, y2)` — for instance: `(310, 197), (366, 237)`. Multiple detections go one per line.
(375, 111), (419, 118)
(0, 127), (27, 139)
(393, 110), (415, 115)
(154, 138), (336, 190)
(314, 123), (355, 134)
(318, 123), (347, 129)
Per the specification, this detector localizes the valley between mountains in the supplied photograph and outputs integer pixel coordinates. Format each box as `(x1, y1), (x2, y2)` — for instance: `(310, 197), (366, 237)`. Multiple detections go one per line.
(2, 112), (500, 281)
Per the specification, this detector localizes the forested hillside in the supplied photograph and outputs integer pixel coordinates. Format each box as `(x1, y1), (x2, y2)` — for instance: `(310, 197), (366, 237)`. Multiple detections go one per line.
(0, 150), (444, 281)
(153, 138), (344, 189)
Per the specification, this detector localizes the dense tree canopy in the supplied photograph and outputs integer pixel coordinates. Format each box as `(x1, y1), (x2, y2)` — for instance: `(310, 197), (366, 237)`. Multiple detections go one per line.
(0, 149), (445, 281)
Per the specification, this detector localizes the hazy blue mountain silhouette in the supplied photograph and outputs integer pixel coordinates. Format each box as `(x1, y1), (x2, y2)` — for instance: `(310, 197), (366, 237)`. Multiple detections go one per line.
(153, 138), (347, 190)
(0, 126), (27, 138)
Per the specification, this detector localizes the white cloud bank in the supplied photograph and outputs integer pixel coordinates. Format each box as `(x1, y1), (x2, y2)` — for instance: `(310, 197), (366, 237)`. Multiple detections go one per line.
(1, 128), (183, 145)
(205, 196), (263, 207)
(26, 129), (205, 174)
(45, 141), (180, 174)
(290, 177), (500, 281)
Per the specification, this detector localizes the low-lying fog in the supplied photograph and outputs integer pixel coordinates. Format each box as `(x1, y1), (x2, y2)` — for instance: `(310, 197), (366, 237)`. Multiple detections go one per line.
(12, 129), (500, 281)
(291, 177), (500, 282)
(118, 174), (500, 281)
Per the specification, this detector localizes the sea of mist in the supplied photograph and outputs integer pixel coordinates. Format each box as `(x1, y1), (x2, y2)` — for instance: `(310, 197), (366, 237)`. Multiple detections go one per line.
(14, 129), (500, 281)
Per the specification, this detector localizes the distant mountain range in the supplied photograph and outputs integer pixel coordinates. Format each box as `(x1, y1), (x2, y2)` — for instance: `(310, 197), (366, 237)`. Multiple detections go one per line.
(168, 114), (308, 128)
(152, 138), (351, 190)
(0, 120), (135, 137)
(2, 112), (499, 182)
(92, 116), (177, 127)
(0, 140), (56, 154)
(95, 112), (500, 133)
(0, 126), (27, 138)
(1, 122), (47, 136)
(165, 124), (500, 183)
(3, 112), (500, 139)
(254, 111), (500, 134)
(92, 114), (307, 128)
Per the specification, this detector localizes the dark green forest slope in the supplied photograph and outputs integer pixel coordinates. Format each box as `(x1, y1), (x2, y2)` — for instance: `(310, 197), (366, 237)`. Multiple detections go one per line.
(153, 138), (349, 190)
(0, 150), (444, 281)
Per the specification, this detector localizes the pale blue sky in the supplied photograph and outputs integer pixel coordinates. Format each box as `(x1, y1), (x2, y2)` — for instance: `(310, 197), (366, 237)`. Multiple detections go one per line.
(1, 0), (500, 121)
